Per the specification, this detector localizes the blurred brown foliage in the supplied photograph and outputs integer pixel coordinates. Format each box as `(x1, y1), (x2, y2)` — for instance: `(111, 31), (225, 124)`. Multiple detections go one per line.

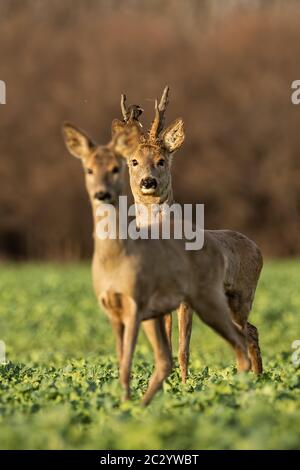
(0, 0), (299, 260)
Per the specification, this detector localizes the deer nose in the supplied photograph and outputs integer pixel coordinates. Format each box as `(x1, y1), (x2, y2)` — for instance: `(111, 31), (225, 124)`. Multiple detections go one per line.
(140, 177), (157, 190)
(94, 191), (112, 201)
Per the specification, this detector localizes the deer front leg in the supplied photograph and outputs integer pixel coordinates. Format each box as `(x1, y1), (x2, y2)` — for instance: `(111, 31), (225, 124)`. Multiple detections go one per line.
(141, 316), (173, 406)
(119, 300), (140, 402)
(164, 313), (173, 353)
(100, 293), (125, 371)
(177, 303), (193, 383)
(109, 316), (124, 370)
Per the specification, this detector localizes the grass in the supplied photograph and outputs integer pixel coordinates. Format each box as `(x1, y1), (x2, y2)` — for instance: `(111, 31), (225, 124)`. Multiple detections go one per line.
(0, 261), (300, 450)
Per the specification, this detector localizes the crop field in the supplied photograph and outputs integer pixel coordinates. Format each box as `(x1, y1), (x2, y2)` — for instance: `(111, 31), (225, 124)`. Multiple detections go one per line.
(0, 261), (299, 450)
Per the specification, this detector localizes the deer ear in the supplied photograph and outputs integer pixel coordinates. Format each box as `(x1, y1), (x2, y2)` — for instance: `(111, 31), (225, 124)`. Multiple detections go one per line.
(111, 119), (125, 138)
(111, 120), (141, 159)
(161, 118), (185, 153)
(62, 122), (96, 160)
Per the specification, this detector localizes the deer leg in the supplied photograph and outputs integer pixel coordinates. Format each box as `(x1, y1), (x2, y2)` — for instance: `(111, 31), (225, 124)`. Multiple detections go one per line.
(141, 317), (173, 406)
(109, 317), (124, 369)
(227, 296), (263, 374)
(192, 290), (251, 372)
(164, 313), (173, 353)
(119, 302), (140, 402)
(232, 319), (262, 374)
(177, 303), (193, 383)
(233, 323), (250, 373)
(247, 322), (263, 374)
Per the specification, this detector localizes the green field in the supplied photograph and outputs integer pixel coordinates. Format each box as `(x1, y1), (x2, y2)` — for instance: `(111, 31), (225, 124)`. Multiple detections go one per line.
(0, 261), (299, 450)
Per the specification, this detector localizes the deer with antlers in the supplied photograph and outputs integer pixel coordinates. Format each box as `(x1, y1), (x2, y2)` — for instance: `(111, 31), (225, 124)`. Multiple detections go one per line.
(62, 104), (251, 405)
(112, 86), (263, 380)
(117, 90), (193, 383)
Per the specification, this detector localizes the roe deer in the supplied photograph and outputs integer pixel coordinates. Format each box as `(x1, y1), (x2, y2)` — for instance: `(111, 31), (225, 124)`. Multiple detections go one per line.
(61, 118), (170, 374)
(62, 117), (250, 406)
(116, 90), (193, 383)
(112, 86), (263, 378)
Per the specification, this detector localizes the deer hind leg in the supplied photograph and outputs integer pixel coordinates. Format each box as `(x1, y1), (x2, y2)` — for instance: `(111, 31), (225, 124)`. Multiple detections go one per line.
(177, 303), (193, 383)
(192, 290), (251, 372)
(164, 313), (173, 354)
(141, 317), (173, 406)
(233, 319), (263, 374)
(227, 294), (263, 374)
(247, 322), (263, 374)
(119, 299), (140, 402)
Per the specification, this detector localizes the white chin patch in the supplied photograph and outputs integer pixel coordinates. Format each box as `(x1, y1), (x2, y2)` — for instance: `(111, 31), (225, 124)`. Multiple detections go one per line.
(141, 188), (156, 195)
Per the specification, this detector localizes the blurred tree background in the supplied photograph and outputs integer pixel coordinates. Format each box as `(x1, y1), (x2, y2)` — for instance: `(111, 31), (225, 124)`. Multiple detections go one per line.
(0, 0), (299, 260)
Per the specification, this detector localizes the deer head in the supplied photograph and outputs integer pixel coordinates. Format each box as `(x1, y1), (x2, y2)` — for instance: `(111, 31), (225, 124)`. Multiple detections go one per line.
(112, 86), (185, 205)
(62, 123), (127, 208)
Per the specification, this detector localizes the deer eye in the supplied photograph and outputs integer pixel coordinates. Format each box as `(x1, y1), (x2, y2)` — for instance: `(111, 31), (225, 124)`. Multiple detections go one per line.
(157, 159), (165, 167)
(112, 166), (119, 174)
(87, 168), (93, 175)
(131, 159), (138, 167)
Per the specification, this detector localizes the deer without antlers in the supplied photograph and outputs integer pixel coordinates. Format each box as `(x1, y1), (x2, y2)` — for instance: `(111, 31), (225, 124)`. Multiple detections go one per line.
(112, 86), (263, 379)
(62, 117), (174, 401)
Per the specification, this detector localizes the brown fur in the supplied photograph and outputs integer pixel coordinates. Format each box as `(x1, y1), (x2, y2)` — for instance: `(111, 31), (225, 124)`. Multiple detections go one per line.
(63, 121), (251, 405)
(112, 87), (263, 379)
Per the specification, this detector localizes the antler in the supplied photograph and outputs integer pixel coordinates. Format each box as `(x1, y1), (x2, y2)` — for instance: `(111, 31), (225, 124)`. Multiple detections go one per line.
(120, 94), (143, 125)
(149, 85), (170, 142)
(121, 94), (128, 121)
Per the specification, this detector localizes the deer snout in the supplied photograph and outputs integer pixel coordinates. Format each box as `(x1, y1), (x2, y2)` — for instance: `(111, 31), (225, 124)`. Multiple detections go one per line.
(140, 177), (158, 190)
(94, 190), (112, 202)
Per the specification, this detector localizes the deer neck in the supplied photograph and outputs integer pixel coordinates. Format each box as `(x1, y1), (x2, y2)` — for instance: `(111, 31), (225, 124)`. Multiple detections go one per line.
(92, 201), (126, 263)
(135, 186), (174, 228)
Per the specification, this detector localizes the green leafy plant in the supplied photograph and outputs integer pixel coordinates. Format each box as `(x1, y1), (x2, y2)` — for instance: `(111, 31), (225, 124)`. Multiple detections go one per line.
(0, 261), (299, 449)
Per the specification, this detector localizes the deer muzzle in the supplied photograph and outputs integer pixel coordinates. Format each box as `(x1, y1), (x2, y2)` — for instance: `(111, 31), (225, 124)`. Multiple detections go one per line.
(140, 177), (158, 194)
(94, 191), (112, 203)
